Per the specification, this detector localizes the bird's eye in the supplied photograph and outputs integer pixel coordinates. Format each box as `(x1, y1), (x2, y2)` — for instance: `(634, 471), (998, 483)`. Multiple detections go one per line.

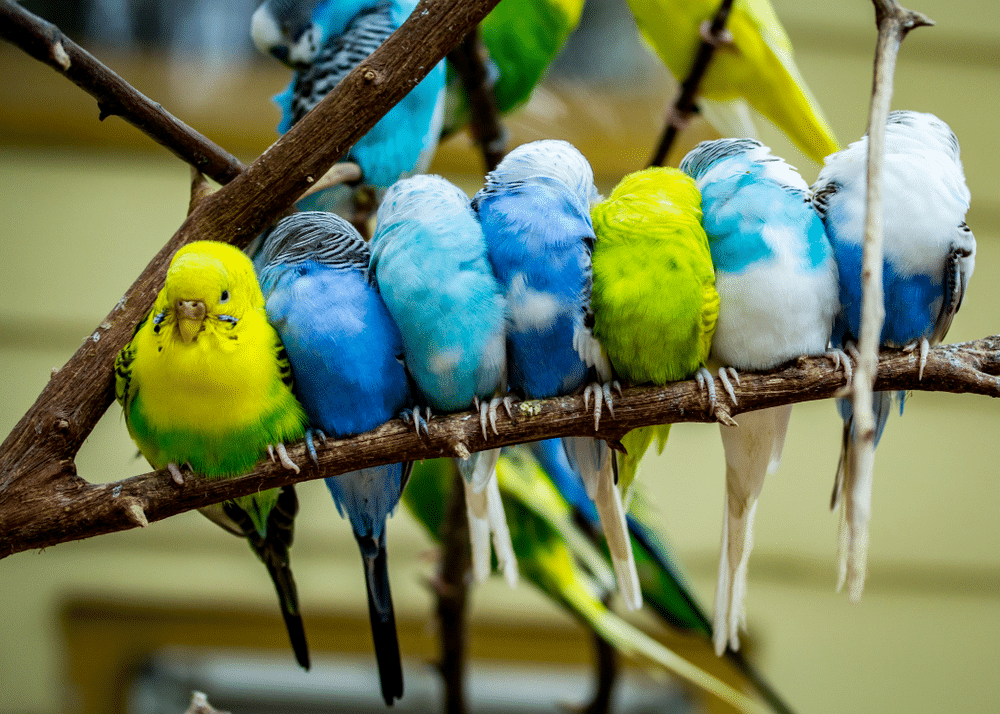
(219, 289), (230, 304)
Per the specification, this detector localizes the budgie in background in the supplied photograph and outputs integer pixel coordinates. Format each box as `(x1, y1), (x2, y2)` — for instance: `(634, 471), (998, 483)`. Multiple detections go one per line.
(589, 167), (720, 495)
(529, 439), (797, 714)
(810, 110), (975, 600)
(624, 0), (838, 163)
(259, 0), (446, 216)
(256, 212), (415, 704)
(251, 0), (324, 69)
(474, 139), (641, 610)
(403, 451), (776, 714)
(114, 241), (309, 669)
(680, 138), (842, 655)
(370, 174), (517, 587)
(442, 0), (585, 137)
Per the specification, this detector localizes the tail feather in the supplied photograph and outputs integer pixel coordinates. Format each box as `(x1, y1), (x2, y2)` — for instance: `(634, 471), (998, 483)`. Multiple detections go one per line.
(359, 535), (404, 706)
(263, 561), (311, 671)
(462, 476), (493, 583)
(486, 475), (518, 587)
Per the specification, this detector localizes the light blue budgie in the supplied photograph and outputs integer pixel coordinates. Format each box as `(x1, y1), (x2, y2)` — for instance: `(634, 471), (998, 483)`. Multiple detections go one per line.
(370, 174), (517, 587)
(680, 138), (843, 654)
(254, 0), (446, 216)
(473, 139), (641, 610)
(256, 211), (413, 705)
(810, 110), (975, 600)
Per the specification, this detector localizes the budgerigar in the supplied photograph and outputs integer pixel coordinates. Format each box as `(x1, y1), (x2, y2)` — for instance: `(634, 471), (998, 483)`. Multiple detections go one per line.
(624, 0), (838, 163)
(589, 167), (720, 495)
(260, 0), (446, 216)
(442, 0), (585, 137)
(370, 174), (517, 587)
(680, 138), (842, 655)
(403, 451), (774, 714)
(114, 241), (309, 669)
(474, 139), (641, 610)
(256, 212), (414, 704)
(811, 110), (975, 600)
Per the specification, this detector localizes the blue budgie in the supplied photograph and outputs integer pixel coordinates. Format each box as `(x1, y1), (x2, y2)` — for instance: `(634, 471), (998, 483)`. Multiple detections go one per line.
(370, 174), (517, 587)
(255, 0), (446, 216)
(810, 110), (975, 600)
(257, 211), (413, 705)
(680, 138), (843, 654)
(474, 139), (641, 610)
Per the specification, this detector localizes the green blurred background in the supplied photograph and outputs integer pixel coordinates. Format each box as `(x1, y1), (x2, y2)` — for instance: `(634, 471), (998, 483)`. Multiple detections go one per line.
(1, 0), (998, 712)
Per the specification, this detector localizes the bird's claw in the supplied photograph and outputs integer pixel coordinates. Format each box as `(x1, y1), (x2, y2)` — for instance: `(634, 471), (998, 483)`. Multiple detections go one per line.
(718, 367), (740, 405)
(583, 380), (619, 431)
(305, 428), (327, 465)
(502, 395), (515, 422)
(401, 406), (432, 438)
(696, 367), (736, 425)
(479, 396), (507, 438)
(903, 338), (930, 380)
(270, 442), (300, 474)
(826, 348), (854, 385)
(167, 462), (185, 486)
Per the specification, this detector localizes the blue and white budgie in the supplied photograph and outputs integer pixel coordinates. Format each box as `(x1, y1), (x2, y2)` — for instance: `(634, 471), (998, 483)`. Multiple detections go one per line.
(370, 174), (517, 587)
(810, 110), (975, 600)
(251, 0), (324, 69)
(255, 0), (446, 216)
(256, 211), (413, 705)
(474, 139), (641, 610)
(680, 138), (843, 654)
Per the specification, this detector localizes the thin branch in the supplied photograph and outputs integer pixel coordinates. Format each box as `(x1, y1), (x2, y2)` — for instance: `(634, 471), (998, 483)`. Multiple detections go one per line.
(846, 0), (934, 600)
(648, 0), (735, 167)
(447, 26), (507, 172)
(2, 337), (996, 559)
(0, 0), (503, 538)
(0, 0), (246, 185)
(436, 467), (472, 714)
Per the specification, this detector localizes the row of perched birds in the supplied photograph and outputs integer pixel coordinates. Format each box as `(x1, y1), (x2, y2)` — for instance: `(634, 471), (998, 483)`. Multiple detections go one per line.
(111, 0), (975, 710)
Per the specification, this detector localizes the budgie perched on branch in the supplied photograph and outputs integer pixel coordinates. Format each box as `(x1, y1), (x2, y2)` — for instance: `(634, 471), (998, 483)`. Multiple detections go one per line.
(589, 167), (720, 495)
(370, 174), (517, 587)
(256, 211), (415, 705)
(624, 0), (838, 163)
(680, 138), (842, 655)
(255, 0), (446, 215)
(810, 110), (975, 601)
(114, 241), (309, 669)
(474, 139), (641, 610)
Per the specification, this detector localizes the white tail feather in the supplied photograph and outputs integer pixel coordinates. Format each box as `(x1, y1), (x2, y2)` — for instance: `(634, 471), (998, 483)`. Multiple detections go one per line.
(485, 476), (518, 587)
(462, 477), (492, 582)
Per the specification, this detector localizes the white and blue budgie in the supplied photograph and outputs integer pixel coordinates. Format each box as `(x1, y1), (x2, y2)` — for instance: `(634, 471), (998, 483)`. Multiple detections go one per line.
(256, 211), (413, 704)
(370, 174), (517, 587)
(255, 0), (446, 216)
(810, 110), (975, 600)
(680, 138), (843, 654)
(473, 139), (642, 610)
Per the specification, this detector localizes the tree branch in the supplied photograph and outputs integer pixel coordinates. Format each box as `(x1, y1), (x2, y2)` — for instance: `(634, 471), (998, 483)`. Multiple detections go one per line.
(447, 26), (507, 173)
(0, 0), (246, 185)
(648, 0), (735, 167)
(436, 467), (472, 714)
(847, 0), (934, 600)
(2, 337), (996, 558)
(0, 0), (503, 538)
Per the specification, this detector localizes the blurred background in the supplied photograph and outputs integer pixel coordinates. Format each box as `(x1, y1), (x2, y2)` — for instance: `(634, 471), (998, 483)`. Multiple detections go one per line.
(1, 0), (998, 712)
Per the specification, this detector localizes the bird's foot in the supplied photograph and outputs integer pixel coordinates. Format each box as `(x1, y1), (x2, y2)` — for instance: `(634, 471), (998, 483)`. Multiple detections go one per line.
(718, 366), (741, 405)
(305, 428), (327, 466)
(696, 367), (737, 427)
(699, 19), (734, 46)
(583, 380), (622, 431)
(268, 442), (300, 474)
(476, 396), (511, 439)
(825, 347), (854, 387)
(903, 338), (930, 380)
(400, 406), (432, 438)
(167, 462), (185, 486)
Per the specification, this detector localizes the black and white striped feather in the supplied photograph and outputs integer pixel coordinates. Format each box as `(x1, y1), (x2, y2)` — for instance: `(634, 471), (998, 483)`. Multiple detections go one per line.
(258, 211), (372, 280)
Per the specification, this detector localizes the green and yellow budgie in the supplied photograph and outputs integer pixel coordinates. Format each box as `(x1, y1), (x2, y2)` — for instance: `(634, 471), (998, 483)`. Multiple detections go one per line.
(625, 0), (838, 163)
(115, 240), (310, 668)
(403, 450), (773, 714)
(590, 167), (719, 492)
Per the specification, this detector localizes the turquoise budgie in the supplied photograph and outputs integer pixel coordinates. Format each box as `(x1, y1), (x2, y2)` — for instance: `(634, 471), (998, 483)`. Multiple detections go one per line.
(114, 241), (309, 669)
(256, 212), (414, 704)
(811, 111), (975, 600)
(680, 138), (843, 654)
(475, 139), (641, 610)
(370, 174), (517, 587)
(589, 167), (720, 494)
(624, 0), (838, 163)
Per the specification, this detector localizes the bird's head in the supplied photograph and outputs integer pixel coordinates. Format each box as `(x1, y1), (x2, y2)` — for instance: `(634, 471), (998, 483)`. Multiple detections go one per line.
(164, 241), (262, 344)
(251, 0), (323, 69)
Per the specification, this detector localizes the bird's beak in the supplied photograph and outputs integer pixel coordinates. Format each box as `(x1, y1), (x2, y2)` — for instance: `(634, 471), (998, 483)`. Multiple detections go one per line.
(176, 300), (206, 343)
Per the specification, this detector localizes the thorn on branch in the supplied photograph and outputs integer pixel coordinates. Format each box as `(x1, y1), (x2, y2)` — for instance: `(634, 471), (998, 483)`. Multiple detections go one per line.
(123, 499), (148, 528)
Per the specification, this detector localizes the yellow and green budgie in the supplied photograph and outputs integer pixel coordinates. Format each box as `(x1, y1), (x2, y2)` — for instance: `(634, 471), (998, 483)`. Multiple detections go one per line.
(590, 167), (719, 493)
(625, 0), (838, 163)
(114, 240), (310, 668)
